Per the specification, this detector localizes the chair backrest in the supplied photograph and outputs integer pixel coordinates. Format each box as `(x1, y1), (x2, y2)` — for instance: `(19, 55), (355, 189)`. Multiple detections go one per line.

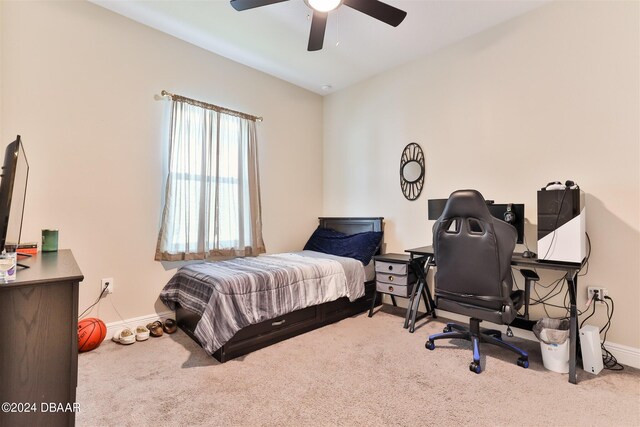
(433, 190), (517, 309)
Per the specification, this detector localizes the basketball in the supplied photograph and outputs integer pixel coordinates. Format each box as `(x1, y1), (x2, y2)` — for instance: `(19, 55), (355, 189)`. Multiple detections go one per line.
(78, 318), (107, 352)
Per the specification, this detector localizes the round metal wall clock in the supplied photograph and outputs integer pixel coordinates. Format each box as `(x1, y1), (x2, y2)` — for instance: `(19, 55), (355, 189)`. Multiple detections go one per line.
(400, 142), (425, 201)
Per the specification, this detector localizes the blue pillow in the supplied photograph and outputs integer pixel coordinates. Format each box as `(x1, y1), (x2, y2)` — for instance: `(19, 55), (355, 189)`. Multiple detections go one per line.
(304, 227), (383, 265)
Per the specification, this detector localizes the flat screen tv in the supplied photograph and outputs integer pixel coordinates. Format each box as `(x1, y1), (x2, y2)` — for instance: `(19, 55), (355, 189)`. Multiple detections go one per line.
(0, 135), (29, 254)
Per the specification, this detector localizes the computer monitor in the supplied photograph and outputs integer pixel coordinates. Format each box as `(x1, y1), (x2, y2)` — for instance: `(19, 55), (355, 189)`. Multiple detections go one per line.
(486, 203), (525, 244)
(428, 198), (525, 244)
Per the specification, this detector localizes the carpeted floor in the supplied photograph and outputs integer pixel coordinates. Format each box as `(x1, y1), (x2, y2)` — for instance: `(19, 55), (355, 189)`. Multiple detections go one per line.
(77, 306), (640, 426)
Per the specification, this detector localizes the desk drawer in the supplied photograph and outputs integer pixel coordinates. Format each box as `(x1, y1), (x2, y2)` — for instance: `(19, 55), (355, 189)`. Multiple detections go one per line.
(376, 272), (415, 287)
(376, 281), (414, 298)
(375, 261), (409, 275)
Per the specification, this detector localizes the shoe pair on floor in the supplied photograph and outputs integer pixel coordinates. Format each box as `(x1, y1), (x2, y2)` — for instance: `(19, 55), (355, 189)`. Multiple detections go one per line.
(112, 325), (148, 345)
(112, 319), (176, 345)
(146, 319), (177, 337)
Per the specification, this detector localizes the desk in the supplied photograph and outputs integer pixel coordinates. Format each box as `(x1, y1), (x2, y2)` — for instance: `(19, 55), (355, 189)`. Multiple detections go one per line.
(406, 245), (583, 385)
(404, 253), (437, 332)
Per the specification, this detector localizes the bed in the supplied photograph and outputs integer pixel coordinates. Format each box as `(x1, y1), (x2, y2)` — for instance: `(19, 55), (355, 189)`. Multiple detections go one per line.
(161, 217), (384, 362)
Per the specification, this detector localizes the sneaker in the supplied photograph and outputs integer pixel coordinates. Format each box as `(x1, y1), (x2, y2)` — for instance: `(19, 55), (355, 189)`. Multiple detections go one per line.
(135, 325), (150, 341)
(112, 327), (135, 345)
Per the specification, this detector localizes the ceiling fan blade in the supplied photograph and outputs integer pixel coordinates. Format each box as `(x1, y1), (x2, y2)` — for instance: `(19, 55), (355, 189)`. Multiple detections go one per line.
(308, 11), (328, 52)
(230, 0), (289, 11)
(343, 0), (407, 27)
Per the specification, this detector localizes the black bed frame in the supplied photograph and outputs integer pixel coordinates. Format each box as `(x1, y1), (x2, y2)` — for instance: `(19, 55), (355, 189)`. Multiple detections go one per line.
(176, 217), (384, 363)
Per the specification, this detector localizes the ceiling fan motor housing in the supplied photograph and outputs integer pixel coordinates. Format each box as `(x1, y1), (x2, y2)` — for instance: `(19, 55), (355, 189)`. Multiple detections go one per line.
(230, 0), (407, 51)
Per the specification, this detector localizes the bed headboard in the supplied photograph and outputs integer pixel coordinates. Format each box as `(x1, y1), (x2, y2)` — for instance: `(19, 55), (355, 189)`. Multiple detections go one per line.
(317, 217), (385, 255)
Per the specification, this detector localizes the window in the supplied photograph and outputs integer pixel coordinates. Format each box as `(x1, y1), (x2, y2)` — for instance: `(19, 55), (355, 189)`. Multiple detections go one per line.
(155, 97), (265, 261)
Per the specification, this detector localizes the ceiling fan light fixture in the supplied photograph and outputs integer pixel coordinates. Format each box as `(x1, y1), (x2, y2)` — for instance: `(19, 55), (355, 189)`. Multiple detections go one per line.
(231, 0), (407, 51)
(305, 0), (343, 13)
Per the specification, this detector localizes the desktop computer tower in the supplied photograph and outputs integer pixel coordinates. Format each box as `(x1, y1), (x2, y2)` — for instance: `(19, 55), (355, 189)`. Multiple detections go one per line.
(537, 188), (586, 264)
(580, 325), (604, 375)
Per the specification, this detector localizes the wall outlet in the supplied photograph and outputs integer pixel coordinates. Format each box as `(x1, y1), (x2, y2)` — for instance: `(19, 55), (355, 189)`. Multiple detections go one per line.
(587, 286), (607, 304)
(101, 278), (114, 295)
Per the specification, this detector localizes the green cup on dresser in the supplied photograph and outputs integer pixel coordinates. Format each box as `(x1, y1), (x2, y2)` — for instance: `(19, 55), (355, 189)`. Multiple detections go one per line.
(41, 229), (59, 252)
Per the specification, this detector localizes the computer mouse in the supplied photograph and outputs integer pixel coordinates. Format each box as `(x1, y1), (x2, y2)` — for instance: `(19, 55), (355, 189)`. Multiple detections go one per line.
(522, 250), (536, 258)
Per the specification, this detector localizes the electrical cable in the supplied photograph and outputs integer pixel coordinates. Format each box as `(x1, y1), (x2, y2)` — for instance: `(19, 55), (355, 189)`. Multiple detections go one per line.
(579, 298), (597, 329)
(78, 286), (109, 319)
(515, 186), (590, 318)
(512, 208), (590, 320)
(601, 297), (623, 370)
(578, 294), (624, 371)
(578, 233), (592, 277)
(600, 297), (612, 337)
(522, 229), (533, 254)
(602, 346), (623, 370)
(109, 296), (128, 324)
(79, 284), (128, 335)
(531, 276), (565, 302)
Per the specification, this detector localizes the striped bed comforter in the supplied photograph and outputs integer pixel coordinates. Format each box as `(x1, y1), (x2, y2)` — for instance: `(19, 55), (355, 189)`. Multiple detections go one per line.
(160, 250), (365, 354)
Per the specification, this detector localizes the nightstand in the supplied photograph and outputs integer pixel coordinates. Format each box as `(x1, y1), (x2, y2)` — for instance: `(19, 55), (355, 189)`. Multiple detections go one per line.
(369, 253), (434, 331)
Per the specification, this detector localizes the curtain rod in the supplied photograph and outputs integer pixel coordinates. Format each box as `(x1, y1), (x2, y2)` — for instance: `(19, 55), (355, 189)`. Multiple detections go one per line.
(160, 90), (263, 122)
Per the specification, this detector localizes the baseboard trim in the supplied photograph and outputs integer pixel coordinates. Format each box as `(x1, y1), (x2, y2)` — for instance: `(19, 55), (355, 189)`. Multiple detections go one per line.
(102, 310), (175, 341)
(603, 341), (640, 369)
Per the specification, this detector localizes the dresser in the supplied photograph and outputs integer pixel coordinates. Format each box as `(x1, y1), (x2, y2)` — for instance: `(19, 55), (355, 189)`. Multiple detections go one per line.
(0, 250), (83, 427)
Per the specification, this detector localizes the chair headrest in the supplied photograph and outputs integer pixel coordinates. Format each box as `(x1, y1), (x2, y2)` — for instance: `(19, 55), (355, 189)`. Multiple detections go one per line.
(441, 189), (493, 221)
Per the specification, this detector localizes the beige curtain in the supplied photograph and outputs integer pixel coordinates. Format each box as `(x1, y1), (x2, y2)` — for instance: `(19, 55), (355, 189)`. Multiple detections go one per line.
(155, 99), (265, 261)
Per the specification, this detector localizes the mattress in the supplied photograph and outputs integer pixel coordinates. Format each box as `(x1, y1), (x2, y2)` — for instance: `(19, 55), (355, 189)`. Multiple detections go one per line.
(160, 250), (366, 353)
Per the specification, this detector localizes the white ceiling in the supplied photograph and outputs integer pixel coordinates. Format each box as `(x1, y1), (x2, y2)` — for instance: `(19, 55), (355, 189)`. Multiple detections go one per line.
(91, 0), (549, 95)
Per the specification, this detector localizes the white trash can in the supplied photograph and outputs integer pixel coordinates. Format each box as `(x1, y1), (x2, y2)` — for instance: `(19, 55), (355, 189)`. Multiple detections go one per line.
(539, 340), (569, 373)
(533, 318), (570, 374)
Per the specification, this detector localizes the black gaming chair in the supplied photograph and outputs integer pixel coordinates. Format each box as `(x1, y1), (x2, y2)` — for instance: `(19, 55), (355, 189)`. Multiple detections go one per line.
(425, 189), (529, 373)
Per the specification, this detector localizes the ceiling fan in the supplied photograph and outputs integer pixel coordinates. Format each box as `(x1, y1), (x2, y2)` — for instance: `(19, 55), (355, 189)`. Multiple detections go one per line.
(230, 0), (407, 51)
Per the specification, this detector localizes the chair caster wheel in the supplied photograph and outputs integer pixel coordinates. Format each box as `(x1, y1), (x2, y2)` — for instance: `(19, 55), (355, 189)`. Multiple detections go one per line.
(469, 361), (481, 374)
(425, 340), (435, 351)
(517, 357), (529, 369)
(443, 325), (451, 333)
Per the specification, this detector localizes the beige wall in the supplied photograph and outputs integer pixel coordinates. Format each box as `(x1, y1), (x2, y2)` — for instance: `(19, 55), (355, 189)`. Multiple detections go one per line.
(1, 1), (323, 322)
(324, 1), (639, 348)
